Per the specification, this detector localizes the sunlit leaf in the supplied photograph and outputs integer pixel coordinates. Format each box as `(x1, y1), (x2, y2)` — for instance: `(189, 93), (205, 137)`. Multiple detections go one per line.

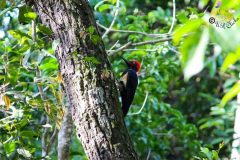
(212, 150), (219, 159)
(3, 95), (11, 110)
(42, 123), (52, 128)
(200, 147), (211, 159)
(87, 26), (95, 34)
(17, 148), (32, 158)
(173, 18), (204, 44)
(221, 48), (240, 72)
(24, 12), (37, 20)
(131, 50), (147, 56)
(18, 5), (34, 24)
(3, 141), (16, 155)
(182, 28), (209, 80)
(220, 81), (240, 107)
(57, 72), (62, 83)
(98, 4), (111, 12)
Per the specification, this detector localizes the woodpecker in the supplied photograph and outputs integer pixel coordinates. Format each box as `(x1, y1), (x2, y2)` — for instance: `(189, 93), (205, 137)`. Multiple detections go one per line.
(119, 56), (141, 117)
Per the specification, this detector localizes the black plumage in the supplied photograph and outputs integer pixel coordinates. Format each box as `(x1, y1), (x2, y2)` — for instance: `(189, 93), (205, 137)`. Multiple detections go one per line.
(119, 57), (140, 117)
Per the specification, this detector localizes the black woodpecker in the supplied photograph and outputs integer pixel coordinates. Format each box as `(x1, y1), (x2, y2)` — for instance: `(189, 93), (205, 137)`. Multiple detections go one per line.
(119, 56), (141, 117)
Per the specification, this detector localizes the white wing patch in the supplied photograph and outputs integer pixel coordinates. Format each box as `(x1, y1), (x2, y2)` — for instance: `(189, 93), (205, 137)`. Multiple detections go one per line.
(120, 72), (128, 88)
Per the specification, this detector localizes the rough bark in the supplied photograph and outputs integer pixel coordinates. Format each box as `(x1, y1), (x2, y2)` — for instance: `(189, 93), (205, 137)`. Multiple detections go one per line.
(58, 106), (73, 160)
(27, 0), (138, 159)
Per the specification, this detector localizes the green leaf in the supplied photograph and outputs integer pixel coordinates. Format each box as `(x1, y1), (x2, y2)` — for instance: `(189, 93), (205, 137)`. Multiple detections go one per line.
(17, 148), (32, 158)
(87, 26), (95, 34)
(221, 48), (240, 72)
(8, 30), (32, 40)
(18, 5), (34, 24)
(98, 4), (111, 12)
(219, 141), (224, 151)
(20, 131), (37, 138)
(144, 77), (157, 84)
(200, 119), (224, 129)
(3, 95), (11, 110)
(7, 33), (30, 46)
(109, 0), (117, 4)
(220, 81), (240, 107)
(24, 12), (37, 20)
(91, 35), (101, 45)
(173, 18), (204, 44)
(40, 58), (58, 74)
(212, 150), (219, 160)
(0, 0), (6, 9)
(200, 147), (212, 159)
(3, 141), (16, 155)
(210, 28), (240, 53)
(181, 28), (209, 80)
(131, 50), (147, 56)
(37, 24), (53, 35)
(176, 11), (189, 23)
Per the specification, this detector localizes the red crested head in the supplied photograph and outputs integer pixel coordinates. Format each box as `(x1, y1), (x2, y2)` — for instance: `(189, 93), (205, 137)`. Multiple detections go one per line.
(120, 56), (141, 73)
(129, 60), (141, 73)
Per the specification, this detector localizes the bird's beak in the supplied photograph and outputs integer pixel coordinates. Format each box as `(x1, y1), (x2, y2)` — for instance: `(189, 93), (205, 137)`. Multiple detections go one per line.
(120, 56), (130, 67)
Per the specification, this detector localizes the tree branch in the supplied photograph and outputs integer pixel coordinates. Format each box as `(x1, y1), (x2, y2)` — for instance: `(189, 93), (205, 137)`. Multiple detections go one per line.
(46, 127), (58, 154)
(168, 0), (176, 34)
(108, 37), (173, 56)
(97, 22), (170, 38)
(101, 0), (120, 38)
(129, 92), (149, 116)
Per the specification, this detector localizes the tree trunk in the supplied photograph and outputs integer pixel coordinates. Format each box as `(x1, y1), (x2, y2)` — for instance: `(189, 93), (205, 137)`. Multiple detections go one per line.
(27, 0), (138, 159)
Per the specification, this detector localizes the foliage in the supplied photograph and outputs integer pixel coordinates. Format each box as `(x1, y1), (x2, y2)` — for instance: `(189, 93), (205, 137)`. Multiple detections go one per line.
(0, 0), (240, 159)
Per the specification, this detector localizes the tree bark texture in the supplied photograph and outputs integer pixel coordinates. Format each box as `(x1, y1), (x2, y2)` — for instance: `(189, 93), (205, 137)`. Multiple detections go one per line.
(27, 0), (138, 159)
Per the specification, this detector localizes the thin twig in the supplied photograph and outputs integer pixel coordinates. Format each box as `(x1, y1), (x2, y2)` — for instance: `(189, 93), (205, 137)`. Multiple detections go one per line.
(46, 127), (58, 154)
(129, 92), (149, 116)
(108, 37), (173, 55)
(97, 22), (170, 38)
(153, 132), (173, 137)
(32, 86), (50, 98)
(32, 20), (36, 42)
(102, 0), (120, 38)
(108, 42), (132, 56)
(132, 37), (172, 46)
(109, 40), (119, 51)
(146, 149), (151, 160)
(35, 68), (49, 157)
(0, 83), (9, 93)
(123, 47), (160, 52)
(0, 109), (11, 115)
(168, 46), (180, 54)
(168, 0), (176, 34)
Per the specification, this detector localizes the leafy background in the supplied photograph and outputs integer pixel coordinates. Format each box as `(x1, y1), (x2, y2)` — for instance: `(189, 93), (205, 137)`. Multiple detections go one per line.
(0, 0), (240, 159)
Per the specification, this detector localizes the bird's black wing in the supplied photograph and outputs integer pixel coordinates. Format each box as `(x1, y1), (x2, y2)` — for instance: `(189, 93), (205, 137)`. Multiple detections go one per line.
(120, 69), (138, 116)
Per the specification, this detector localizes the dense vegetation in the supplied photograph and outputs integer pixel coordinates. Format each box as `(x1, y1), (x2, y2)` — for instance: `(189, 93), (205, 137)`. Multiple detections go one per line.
(0, 0), (240, 159)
